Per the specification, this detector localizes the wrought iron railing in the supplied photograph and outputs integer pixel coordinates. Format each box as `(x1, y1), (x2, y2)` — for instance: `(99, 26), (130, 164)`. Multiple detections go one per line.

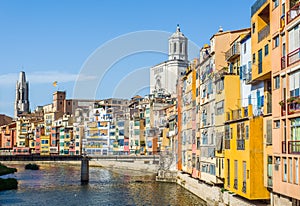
(287, 48), (300, 67)
(288, 141), (300, 154)
(287, 1), (300, 24)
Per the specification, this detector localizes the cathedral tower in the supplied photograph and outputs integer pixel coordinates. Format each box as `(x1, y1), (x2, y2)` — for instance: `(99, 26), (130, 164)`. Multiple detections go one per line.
(168, 24), (188, 61)
(14, 71), (30, 118)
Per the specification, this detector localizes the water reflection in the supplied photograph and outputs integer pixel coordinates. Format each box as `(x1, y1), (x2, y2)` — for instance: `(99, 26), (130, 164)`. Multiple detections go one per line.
(0, 163), (205, 206)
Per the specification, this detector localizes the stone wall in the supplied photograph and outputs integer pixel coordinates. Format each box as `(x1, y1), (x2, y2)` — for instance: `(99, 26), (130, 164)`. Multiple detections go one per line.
(90, 157), (159, 173)
(176, 173), (269, 206)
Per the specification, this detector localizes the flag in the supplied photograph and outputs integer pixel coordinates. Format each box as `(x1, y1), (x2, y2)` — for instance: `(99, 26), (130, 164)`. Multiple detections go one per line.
(53, 81), (58, 87)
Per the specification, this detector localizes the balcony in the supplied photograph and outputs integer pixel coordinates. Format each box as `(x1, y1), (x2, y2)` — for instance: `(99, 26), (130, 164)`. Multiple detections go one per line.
(288, 141), (300, 154)
(237, 139), (245, 150)
(258, 25), (270, 43)
(282, 141), (287, 154)
(281, 56), (286, 70)
(225, 43), (240, 61)
(287, 48), (300, 67)
(287, 1), (300, 24)
(225, 139), (230, 149)
(287, 98), (300, 115)
(251, 0), (267, 17)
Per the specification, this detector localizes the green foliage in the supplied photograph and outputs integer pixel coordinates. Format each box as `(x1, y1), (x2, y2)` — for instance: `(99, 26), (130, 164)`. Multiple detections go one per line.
(25, 163), (39, 170)
(0, 163), (17, 176)
(0, 178), (18, 191)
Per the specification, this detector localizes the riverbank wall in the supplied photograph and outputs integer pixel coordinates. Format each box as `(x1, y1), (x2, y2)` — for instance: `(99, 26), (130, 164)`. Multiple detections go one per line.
(90, 156), (159, 173)
(176, 172), (269, 206)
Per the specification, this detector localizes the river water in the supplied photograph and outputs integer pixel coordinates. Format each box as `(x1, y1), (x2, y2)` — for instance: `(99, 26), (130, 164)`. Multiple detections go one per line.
(0, 163), (206, 205)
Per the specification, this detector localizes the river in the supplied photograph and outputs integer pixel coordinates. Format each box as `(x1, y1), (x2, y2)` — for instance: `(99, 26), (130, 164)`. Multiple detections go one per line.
(0, 163), (206, 205)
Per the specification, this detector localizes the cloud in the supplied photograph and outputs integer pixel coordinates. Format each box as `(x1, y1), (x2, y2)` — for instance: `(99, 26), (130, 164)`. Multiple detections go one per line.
(0, 71), (96, 86)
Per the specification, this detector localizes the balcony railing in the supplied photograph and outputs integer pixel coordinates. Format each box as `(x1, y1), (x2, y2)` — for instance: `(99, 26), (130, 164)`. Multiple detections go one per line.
(287, 48), (300, 67)
(225, 43), (240, 61)
(287, 101), (300, 115)
(251, 0), (267, 17)
(225, 139), (230, 149)
(282, 141), (287, 153)
(258, 25), (270, 43)
(237, 139), (245, 150)
(287, 1), (300, 24)
(281, 56), (286, 70)
(288, 141), (300, 154)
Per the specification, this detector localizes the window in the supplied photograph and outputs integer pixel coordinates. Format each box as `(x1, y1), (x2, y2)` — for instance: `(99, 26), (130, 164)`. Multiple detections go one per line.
(282, 3), (285, 16)
(288, 25), (299, 53)
(227, 159), (230, 187)
(258, 49), (262, 74)
(274, 35), (279, 48)
(244, 43), (247, 54)
(234, 160), (238, 189)
(289, 70), (300, 97)
(296, 158), (299, 184)
(173, 42), (176, 53)
(273, 0), (279, 8)
(283, 157), (287, 182)
(265, 44), (269, 56)
(252, 23), (255, 34)
(289, 158), (293, 183)
(245, 125), (249, 139)
(274, 75), (280, 89)
(216, 100), (224, 115)
(252, 53), (256, 64)
(216, 79), (224, 93)
(274, 120), (280, 128)
(180, 42), (183, 53)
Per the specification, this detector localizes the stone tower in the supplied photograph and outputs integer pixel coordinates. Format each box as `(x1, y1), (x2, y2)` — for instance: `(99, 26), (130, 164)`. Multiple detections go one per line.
(168, 24), (188, 61)
(14, 71), (30, 118)
(150, 25), (189, 95)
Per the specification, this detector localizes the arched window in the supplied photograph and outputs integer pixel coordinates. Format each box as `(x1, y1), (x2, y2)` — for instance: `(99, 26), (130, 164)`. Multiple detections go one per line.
(173, 42), (176, 53)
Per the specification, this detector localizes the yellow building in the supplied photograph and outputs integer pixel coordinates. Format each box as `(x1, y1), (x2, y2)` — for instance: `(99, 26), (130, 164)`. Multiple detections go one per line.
(40, 135), (50, 155)
(251, 0), (273, 198)
(224, 105), (269, 200)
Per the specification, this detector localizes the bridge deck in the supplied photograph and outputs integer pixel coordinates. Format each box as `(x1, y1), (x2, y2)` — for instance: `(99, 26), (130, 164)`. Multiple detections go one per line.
(0, 155), (160, 161)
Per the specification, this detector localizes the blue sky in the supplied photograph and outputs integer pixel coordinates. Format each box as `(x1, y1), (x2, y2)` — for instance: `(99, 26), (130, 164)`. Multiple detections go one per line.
(0, 0), (255, 116)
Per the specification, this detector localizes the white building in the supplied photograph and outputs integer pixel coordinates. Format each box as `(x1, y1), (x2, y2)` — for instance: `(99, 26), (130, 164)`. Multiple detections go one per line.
(150, 25), (189, 95)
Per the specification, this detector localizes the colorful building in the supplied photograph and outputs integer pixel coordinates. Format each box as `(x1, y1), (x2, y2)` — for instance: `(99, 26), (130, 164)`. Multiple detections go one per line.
(270, 0), (300, 205)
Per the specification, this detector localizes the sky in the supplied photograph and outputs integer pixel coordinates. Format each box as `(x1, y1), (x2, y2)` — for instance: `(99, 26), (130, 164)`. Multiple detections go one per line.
(0, 0), (256, 117)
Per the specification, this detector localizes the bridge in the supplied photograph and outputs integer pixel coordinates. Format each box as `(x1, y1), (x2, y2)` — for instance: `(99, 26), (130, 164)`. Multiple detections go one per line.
(0, 155), (161, 182)
(0, 155), (84, 161)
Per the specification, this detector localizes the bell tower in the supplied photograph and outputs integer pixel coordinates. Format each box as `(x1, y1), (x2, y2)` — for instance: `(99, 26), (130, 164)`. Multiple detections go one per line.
(168, 24), (188, 61)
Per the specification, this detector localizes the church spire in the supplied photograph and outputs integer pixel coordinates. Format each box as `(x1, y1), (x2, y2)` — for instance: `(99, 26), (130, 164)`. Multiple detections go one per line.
(14, 71), (30, 118)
